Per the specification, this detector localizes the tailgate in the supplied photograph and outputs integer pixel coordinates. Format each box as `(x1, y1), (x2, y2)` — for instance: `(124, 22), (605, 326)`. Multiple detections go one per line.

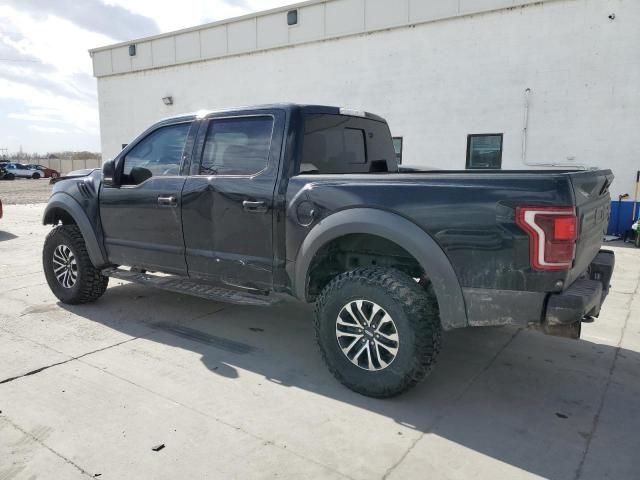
(568, 169), (614, 284)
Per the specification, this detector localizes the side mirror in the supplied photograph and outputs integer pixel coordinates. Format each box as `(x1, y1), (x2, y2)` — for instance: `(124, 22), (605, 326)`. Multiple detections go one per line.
(102, 159), (116, 187)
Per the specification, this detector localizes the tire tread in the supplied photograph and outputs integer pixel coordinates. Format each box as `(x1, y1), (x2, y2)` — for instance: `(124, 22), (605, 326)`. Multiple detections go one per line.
(43, 225), (108, 304)
(314, 268), (441, 398)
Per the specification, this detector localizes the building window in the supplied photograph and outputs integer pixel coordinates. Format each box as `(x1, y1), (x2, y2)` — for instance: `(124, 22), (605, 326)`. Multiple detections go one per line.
(466, 134), (503, 169)
(392, 137), (403, 165)
(287, 10), (298, 26)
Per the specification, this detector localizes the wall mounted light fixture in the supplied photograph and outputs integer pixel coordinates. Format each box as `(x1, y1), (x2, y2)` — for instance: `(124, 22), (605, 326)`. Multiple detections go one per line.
(162, 96), (173, 105)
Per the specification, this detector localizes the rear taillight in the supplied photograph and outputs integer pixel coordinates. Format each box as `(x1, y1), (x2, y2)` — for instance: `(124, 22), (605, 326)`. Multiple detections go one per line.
(515, 206), (577, 271)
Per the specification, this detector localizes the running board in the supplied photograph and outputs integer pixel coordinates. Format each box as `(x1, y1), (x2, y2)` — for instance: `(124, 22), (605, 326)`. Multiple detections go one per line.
(102, 267), (279, 306)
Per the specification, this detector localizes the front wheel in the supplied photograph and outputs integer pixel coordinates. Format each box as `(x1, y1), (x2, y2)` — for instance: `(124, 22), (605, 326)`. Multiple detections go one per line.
(32, 172), (41, 179)
(314, 268), (441, 398)
(43, 225), (109, 304)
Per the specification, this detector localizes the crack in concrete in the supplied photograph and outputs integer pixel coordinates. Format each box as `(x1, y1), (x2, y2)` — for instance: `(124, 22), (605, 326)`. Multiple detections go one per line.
(0, 337), (139, 385)
(76, 357), (356, 480)
(1, 415), (95, 478)
(184, 306), (226, 323)
(381, 328), (522, 480)
(2, 282), (47, 294)
(1, 269), (43, 279)
(0, 312), (350, 479)
(0, 305), (225, 386)
(573, 283), (637, 480)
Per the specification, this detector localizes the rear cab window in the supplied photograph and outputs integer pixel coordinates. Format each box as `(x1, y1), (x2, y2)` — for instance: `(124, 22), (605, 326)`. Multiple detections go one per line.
(300, 114), (397, 175)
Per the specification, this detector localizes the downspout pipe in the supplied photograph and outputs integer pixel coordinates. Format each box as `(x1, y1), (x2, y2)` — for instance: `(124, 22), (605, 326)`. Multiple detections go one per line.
(521, 88), (587, 170)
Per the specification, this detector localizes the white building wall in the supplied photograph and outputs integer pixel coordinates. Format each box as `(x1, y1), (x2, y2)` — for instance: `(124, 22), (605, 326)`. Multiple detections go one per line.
(95, 0), (639, 201)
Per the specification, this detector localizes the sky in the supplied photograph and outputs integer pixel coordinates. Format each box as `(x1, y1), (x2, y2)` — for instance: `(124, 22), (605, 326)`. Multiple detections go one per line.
(0, 0), (295, 154)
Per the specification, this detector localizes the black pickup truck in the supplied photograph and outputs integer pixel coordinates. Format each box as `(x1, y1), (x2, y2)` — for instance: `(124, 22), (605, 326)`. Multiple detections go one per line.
(42, 104), (615, 397)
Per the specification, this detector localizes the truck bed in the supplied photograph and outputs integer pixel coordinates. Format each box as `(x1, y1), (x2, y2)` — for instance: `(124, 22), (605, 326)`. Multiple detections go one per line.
(287, 168), (613, 294)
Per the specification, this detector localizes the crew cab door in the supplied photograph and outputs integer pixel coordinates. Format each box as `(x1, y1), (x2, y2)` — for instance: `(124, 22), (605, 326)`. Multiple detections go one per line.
(181, 110), (285, 291)
(100, 119), (198, 275)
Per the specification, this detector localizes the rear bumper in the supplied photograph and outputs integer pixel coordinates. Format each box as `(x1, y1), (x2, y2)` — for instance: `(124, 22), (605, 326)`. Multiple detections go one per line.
(462, 250), (615, 333)
(544, 249), (615, 327)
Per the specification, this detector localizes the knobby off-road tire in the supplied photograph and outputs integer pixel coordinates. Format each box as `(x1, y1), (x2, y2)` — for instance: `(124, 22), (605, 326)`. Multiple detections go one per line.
(43, 225), (109, 304)
(314, 268), (442, 398)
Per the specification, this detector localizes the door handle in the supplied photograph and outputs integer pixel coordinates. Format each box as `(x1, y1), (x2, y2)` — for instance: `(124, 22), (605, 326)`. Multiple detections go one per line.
(243, 200), (268, 213)
(158, 195), (177, 207)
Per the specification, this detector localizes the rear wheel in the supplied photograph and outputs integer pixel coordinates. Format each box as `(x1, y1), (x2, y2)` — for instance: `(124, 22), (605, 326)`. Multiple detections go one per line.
(43, 225), (108, 304)
(314, 268), (441, 398)
(50, 172), (59, 179)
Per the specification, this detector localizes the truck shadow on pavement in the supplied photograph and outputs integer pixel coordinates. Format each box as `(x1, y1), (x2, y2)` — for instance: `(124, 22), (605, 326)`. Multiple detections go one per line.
(60, 282), (639, 480)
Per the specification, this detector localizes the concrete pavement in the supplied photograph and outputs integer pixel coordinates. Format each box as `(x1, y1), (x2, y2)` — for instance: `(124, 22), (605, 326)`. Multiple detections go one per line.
(0, 204), (638, 479)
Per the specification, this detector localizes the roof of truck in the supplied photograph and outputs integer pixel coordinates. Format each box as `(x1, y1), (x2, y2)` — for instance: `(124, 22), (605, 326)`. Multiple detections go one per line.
(158, 104), (386, 124)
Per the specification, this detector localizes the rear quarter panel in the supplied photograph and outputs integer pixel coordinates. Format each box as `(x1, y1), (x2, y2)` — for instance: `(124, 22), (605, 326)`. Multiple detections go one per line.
(285, 172), (577, 293)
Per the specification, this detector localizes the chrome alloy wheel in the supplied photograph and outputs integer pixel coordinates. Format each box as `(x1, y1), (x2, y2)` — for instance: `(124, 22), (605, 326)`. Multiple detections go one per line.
(52, 245), (78, 289)
(335, 300), (399, 371)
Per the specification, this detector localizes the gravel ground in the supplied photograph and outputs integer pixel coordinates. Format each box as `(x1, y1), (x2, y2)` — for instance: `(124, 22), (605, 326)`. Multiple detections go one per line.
(0, 178), (53, 205)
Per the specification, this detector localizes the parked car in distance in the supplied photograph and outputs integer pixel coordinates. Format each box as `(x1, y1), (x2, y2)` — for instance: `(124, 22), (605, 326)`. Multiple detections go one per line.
(41, 104), (615, 398)
(26, 164), (60, 179)
(4, 163), (42, 179)
(0, 164), (15, 180)
(0, 198), (3, 219)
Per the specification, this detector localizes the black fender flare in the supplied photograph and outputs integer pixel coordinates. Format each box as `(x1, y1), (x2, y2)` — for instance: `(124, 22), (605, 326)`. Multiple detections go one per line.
(293, 208), (468, 330)
(42, 193), (107, 268)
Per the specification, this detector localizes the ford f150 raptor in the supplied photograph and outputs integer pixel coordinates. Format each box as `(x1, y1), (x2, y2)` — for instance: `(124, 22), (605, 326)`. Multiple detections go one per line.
(42, 104), (615, 397)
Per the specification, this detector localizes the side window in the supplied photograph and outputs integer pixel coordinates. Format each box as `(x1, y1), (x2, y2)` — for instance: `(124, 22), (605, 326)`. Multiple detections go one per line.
(392, 137), (403, 165)
(466, 134), (503, 169)
(342, 128), (367, 164)
(122, 123), (191, 185)
(200, 116), (274, 176)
